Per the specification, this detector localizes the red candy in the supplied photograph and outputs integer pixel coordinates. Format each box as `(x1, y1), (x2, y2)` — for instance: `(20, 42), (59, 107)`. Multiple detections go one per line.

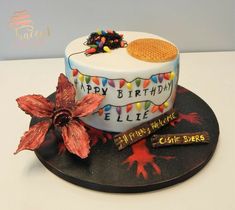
(107, 29), (114, 34)
(120, 41), (125, 47)
(85, 48), (96, 54)
(101, 37), (106, 43)
(95, 36), (100, 41)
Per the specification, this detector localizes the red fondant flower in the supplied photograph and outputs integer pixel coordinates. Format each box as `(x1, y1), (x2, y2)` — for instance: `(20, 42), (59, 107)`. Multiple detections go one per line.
(15, 73), (104, 158)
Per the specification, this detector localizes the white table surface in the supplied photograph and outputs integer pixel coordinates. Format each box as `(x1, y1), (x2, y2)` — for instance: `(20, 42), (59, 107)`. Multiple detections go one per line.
(1, 52), (235, 210)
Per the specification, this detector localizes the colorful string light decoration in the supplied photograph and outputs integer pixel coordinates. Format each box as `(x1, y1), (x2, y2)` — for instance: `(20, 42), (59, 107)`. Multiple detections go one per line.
(71, 68), (176, 90)
(85, 30), (127, 56)
(95, 100), (171, 116)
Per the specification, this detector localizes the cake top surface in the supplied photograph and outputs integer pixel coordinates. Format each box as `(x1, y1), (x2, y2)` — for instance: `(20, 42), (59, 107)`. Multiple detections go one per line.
(65, 31), (179, 74)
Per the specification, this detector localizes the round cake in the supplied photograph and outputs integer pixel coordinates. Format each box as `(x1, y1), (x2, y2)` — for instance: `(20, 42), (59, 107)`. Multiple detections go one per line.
(65, 31), (179, 132)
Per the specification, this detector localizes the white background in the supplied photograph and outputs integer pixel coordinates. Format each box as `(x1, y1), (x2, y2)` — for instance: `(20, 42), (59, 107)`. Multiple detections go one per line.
(1, 0), (235, 59)
(0, 1), (235, 209)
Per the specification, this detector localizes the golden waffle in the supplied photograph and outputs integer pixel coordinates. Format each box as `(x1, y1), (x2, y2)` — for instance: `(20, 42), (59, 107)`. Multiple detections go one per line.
(127, 38), (178, 62)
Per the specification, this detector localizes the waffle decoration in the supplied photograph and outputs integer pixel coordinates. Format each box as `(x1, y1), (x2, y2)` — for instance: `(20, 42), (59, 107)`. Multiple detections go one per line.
(127, 38), (178, 62)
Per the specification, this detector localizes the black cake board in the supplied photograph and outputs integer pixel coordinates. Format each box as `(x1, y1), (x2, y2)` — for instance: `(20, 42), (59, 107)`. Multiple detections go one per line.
(31, 86), (219, 193)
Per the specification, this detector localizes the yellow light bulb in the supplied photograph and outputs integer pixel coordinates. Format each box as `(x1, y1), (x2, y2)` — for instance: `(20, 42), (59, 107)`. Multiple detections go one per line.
(126, 82), (132, 90)
(135, 102), (142, 111)
(78, 74), (84, 82)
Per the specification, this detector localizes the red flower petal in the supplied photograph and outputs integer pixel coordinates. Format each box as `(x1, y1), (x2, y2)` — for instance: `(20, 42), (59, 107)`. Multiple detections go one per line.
(55, 73), (76, 109)
(16, 95), (54, 118)
(73, 94), (104, 117)
(14, 120), (51, 154)
(61, 120), (90, 158)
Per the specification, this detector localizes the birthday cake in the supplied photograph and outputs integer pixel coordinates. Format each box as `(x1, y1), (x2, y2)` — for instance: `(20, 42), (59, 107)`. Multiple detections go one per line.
(14, 30), (219, 192)
(65, 31), (179, 132)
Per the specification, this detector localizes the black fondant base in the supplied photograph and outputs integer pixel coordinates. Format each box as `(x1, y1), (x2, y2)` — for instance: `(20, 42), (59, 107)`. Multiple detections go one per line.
(31, 86), (219, 193)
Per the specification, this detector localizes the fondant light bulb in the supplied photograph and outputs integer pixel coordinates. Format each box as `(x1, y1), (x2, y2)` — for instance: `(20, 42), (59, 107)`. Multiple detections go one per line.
(101, 37), (106, 43)
(150, 75), (158, 83)
(164, 102), (169, 108)
(126, 82), (132, 90)
(107, 29), (114, 34)
(92, 76), (100, 85)
(164, 73), (171, 80)
(151, 105), (159, 113)
(135, 103), (142, 111)
(102, 78), (108, 86)
(126, 104), (133, 113)
(78, 74), (84, 82)
(99, 42), (104, 48)
(170, 71), (175, 80)
(159, 104), (164, 113)
(85, 76), (91, 84)
(89, 45), (98, 48)
(103, 46), (111, 52)
(119, 79), (126, 88)
(98, 109), (104, 116)
(116, 107), (122, 115)
(108, 79), (115, 87)
(143, 79), (151, 88)
(85, 48), (96, 54)
(144, 101), (151, 110)
(120, 41), (125, 47)
(101, 30), (106, 35)
(158, 74), (164, 83)
(104, 105), (111, 111)
(135, 79), (141, 87)
(72, 69), (79, 77)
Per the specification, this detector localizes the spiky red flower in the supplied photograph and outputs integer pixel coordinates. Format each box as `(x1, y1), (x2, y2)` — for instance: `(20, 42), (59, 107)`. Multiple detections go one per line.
(15, 73), (104, 158)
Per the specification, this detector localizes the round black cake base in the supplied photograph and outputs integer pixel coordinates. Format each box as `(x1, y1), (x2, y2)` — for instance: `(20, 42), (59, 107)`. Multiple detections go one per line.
(32, 86), (219, 193)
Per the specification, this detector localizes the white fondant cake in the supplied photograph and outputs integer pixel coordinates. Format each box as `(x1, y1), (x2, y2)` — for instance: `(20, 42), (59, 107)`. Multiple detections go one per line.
(65, 31), (179, 132)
